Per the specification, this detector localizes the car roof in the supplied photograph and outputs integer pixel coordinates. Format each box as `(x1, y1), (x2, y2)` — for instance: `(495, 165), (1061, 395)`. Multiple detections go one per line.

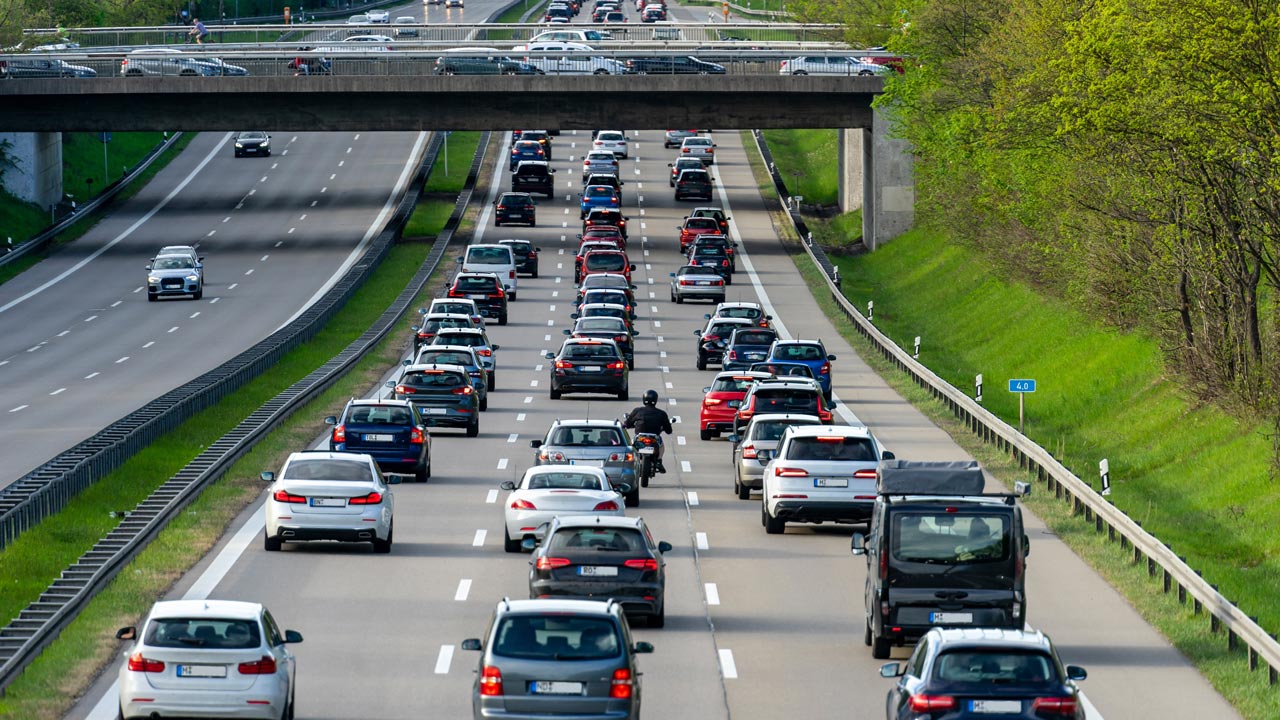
(285, 450), (374, 464)
(430, 297), (478, 306)
(348, 398), (414, 408)
(150, 599), (263, 620)
(403, 362), (470, 374)
(891, 495), (1014, 508)
(417, 344), (480, 355)
(500, 598), (621, 616)
(580, 303), (627, 311)
(515, 160), (550, 168)
(552, 514), (643, 529)
(773, 339), (825, 347)
(754, 377), (822, 390)
(436, 327), (486, 335)
(785, 424), (871, 439)
(748, 413), (822, 424)
(455, 272), (500, 280)
(550, 417), (623, 428)
(468, 243), (511, 250)
(708, 317), (754, 326)
(524, 464), (608, 478)
(927, 627), (1055, 653)
(712, 370), (773, 381)
(425, 312), (472, 320)
(718, 301), (760, 310)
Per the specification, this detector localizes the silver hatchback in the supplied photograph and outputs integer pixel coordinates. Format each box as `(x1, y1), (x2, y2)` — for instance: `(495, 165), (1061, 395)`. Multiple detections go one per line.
(532, 419), (639, 500)
(462, 598), (652, 720)
(728, 413), (822, 499)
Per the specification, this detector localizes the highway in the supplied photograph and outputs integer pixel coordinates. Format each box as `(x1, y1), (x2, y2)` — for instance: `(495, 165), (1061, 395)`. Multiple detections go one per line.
(67, 120), (1240, 718)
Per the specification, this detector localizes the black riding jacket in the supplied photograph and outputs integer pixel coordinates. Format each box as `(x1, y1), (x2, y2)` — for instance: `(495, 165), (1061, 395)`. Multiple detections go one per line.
(624, 405), (673, 436)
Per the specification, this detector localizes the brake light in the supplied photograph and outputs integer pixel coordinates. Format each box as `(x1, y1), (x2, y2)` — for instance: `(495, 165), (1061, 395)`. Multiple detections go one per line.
(636, 436), (656, 445)
(722, 260), (730, 267)
(816, 436), (845, 443)
(496, 204), (506, 210)
(820, 409), (833, 422)
(273, 490), (306, 504)
(624, 558), (658, 571)
(348, 492), (383, 505)
(594, 500), (620, 511)
(480, 666), (503, 696)
(610, 668), (634, 698)
(448, 289), (464, 298)
(741, 444), (757, 459)
(728, 351), (738, 360)
(509, 270), (516, 279)
(555, 360), (574, 369)
(452, 386), (474, 395)
(536, 557), (571, 570)
(682, 148), (689, 153)
(332, 424), (346, 443)
(775, 467), (808, 477)
(238, 656), (278, 675)
(127, 653), (165, 673)
(820, 362), (831, 375)
(712, 279), (724, 286)
(511, 498), (537, 510)
(680, 279), (693, 286)
(614, 335), (629, 343)
(854, 469), (878, 479)
(704, 398), (723, 406)
(477, 348), (493, 356)
(907, 695), (956, 712)
(606, 361), (626, 370)
(1032, 697), (1079, 715)
(395, 385), (414, 395)
(410, 427), (425, 444)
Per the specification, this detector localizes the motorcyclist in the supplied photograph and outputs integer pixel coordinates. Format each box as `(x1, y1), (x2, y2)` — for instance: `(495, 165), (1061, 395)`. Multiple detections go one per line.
(623, 389), (673, 473)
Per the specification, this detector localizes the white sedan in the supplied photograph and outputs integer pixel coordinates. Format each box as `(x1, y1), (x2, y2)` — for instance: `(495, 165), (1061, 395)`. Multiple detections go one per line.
(116, 599), (302, 720)
(500, 465), (628, 552)
(262, 451), (398, 553)
(593, 130), (630, 158)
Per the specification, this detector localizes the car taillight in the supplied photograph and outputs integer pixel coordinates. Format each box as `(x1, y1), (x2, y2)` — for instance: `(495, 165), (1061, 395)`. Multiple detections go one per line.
(722, 260), (730, 267)
(348, 492), (383, 505)
(741, 444), (757, 459)
(682, 148), (689, 153)
(490, 290), (505, 299)
(555, 360), (574, 369)
(273, 490), (306, 504)
(395, 384), (414, 395)
(536, 557), (571, 570)
(511, 498), (537, 510)
(775, 467), (808, 477)
(614, 335), (628, 343)
(712, 279), (724, 286)
(480, 665), (503, 696)
(606, 361), (625, 370)
(820, 409), (833, 422)
(610, 667), (634, 698)
(907, 695), (956, 712)
(496, 204), (506, 210)
(332, 424), (346, 443)
(410, 427), (425, 444)
(728, 350), (738, 360)
(127, 653), (165, 673)
(452, 386), (475, 395)
(238, 656), (278, 675)
(680, 279), (693, 286)
(704, 398), (723, 406)
(594, 500), (620, 511)
(509, 270), (516, 279)
(477, 348), (493, 356)
(448, 289), (464, 298)
(1032, 697), (1079, 715)
(624, 558), (658, 571)
(854, 469), (877, 479)
(820, 362), (830, 375)
(607, 452), (634, 462)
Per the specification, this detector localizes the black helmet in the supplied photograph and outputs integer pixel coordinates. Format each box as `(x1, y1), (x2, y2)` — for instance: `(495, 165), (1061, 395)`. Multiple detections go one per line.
(642, 389), (659, 406)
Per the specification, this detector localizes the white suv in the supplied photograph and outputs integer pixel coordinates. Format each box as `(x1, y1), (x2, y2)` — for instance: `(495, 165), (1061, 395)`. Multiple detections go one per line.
(761, 424), (892, 534)
(461, 244), (519, 299)
(261, 451), (398, 552)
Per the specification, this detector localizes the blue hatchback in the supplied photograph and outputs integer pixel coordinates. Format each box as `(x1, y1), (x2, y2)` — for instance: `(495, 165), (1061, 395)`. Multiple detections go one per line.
(325, 399), (431, 481)
(579, 184), (621, 218)
(765, 340), (837, 400)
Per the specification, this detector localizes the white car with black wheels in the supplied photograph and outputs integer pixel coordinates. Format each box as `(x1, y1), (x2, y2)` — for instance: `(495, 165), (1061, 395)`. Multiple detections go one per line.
(593, 130), (630, 158)
(262, 451), (398, 553)
(761, 425), (893, 534)
(500, 465), (630, 552)
(115, 600), (302, 720)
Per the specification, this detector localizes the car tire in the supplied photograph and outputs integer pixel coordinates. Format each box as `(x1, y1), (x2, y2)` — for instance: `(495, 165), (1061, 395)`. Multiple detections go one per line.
(488, 374), (496, 391)
(625, 486), (639, 507)
(496, 220), (503, 227)
(193, 289), (203, 300)
(725, 275), (732, 286)
(415, 462), (430, 483)
(532, 267), (539, 278)
(700, 428), (714, 441)
(675, 294), (684, 304)
(696, 354), (707, 371)
(618, 387), (629, 401)
(509, 291), (517, 301)
(372, 525), (393, 554)
(627, 357), (634, 370)
(499, 314), (508, 326)
(264, 531), (282, 552)
(480, 395), (489, 411)
(147, 294), (157, 302)
(763, 504), (785, 534)
(871, 631), (892, 659)
(649, 604), (665, 628)
(466, 419), (479, 438)
(864, 620), (873, 646)
(736, 475), (751, 500)
(504, 527), (522, 553)
(550, 386), (562, 399)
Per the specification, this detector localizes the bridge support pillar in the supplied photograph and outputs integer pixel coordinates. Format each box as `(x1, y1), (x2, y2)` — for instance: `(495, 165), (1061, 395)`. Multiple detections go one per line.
(0, 132), (63, 210)
(837, 129), (863, 213)
(858, 106), (914, 250)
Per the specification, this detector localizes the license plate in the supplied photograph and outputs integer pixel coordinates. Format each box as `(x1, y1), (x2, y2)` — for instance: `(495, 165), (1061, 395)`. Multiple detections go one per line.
(364, 434), (394, 442)
(579, 565), (618, 576)
(532, 681), (584, 694)
(970, 700), (1022, 714)
(814, 478), (848, 488)
(310, 497), (347, 507)
(747, 353), (764, 359)
(581, 366), (602, 372)
(570, 459), (605, 467)
(468, 294), (487, 299)
(176, 664), (226, 678)
(931, 612), (974, 624)
(427, 408), (447, 415)
(697, 280), (711, 285)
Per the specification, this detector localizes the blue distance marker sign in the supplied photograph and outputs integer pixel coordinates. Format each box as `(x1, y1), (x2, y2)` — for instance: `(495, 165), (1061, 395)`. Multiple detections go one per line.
(1008, 379), (1036, 393)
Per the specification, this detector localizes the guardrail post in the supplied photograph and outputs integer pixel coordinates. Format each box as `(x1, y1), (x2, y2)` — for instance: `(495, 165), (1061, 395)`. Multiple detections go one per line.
(1163, 568), (1171, 594)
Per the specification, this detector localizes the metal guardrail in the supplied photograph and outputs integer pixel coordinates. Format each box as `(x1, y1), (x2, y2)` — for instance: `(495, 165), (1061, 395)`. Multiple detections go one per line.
(748, 128), (1280, 686)
(0, 132), (182, 269)
(0, 130), (492, 694)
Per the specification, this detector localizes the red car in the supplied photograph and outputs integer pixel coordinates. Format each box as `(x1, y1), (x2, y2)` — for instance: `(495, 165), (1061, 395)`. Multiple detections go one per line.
(575, 239), (622, 283)
(700, 371), (773, 440)
(580, 249), (634, 283)
(677, 216), (724, 253)
(580, 226), (626, 251)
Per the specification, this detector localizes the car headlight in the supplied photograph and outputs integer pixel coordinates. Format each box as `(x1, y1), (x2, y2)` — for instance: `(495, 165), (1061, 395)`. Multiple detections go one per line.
(259, 139), (269, 147)
(235, 142), (243, 148)
(148, 276), (160, 284)
(186, 274), (200, 282)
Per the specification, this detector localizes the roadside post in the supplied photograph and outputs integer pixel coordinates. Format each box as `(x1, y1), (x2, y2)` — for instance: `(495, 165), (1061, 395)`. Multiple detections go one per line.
(1099, 458), (1111, 496)
(1008, 378), (1036, 434)
(913, 336), (920, 359)
(975, 373), (982, 403)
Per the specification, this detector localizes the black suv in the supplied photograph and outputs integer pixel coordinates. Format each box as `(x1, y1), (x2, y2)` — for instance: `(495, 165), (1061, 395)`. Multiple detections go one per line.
(499, 238), (541, 277)
(545, 338), (629, 400)
(675, 168), (714, 201)
(583, 208), (629, 239)
(448, 272), (509, 325)
(512, 161), (556, 198)
(852, 460), (1032, 659)
(495, 192), (537, 227)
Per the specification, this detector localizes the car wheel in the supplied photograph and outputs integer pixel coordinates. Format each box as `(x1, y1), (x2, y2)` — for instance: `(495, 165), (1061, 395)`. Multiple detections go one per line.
(509, 291), (517, 301)
(736, 474), (751, 500)
(550, 386), (562, 399)
(488, 374), (496, 391)
(700, 428), (714, 441)
(696, 353), (707, 371)
(415, 462), (429, 483)
(504, 526), (522, 553)
(147, 294), (157, 302)
(372, 524), (393, 553)
(792, 70), (807, 76)
(648, 604), (665, 628)
(675, 294), (684, 304)
(532, 267), (539, 278)
(625, 486), (639, 506)
(282, 691), (295, 720)
(466, 419), (479, 438)
(193, 289), (203, 300)
(499, 314), (508, 326)
(763, 504), (785, 534)
(864, 620), (873, 647)
(627, 357), (634, 370)
(594, 68), (609, 75)
(871, 631), (892, 659)
(496, 220), (503, 227)
(725, 275), (732, 286)
(617, 386), (629, 401)
(264, 530), (282, 551)
(480, 395), (489, 411)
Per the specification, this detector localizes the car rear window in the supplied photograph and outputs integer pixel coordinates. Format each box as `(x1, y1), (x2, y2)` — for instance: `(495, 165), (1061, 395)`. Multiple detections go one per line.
(775, 344), (825, 361)
(933, 650), (1057, 687)
(417, 351), (475, 367)
(526, 471), (607, 490)
(500, 194), (533, 206)
(753, 363), (815, 378)
(585, 254), (626, 271)
(283, 458), (373, 481)
(892, 513), (1010, 564)
(751, 389), (820, 413)
(684, 138), (712, 147)
(515, 165), (548, 177)
(681, 171), (710, 182)
(549, 527), (644, 551)
(493, 615), (621, 660)
(586, 186), (615, 198)
(549, 426), (625, 445)
(709, 322), (746, 336)
(694, 247), (726, 257)
(580, 318), (626, 332)
(734, 331), (776, 345)
(751, 419), (817, 442)
(588, 152), (616, 161)
(598, 132), (624, 141)
(563, 343), (621, 360)
(711, 376), (757, 393)
(720, 307), (763, 320)
(146, 618), (261, 649)
(435, 333), (484, 346)
(467, 247), (512, 264)
(346, 405), (413, 424)
(456, 277), (497, 292)
(686, 218), (719, 230)
(786, 436), (875, 461)
(585, 307), (626, 320)
(431, 302), (473, 315)
(402, 370), (468, 388)
(504, 241), (533, 254)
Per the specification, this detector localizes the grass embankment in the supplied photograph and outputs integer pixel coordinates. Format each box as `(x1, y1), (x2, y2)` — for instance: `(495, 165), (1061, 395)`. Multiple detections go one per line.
(749, 130), (1280, 718)
(0, 134), (480, 720)
(0, 133), (195, 286)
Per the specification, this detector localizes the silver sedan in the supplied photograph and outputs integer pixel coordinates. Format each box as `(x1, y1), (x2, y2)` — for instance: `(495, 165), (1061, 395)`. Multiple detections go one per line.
(670, 264), (726, 304)
(729, 413), (822, 499)
(500, 465), (628, 552)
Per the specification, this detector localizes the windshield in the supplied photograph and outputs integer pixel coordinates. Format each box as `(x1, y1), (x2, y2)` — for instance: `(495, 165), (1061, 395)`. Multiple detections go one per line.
(711, 377), (757, 393)
(492, 616), (620, 660)
(283, 458), (373, 482)
(417, 351), (475, 367)
(525, 471), (607, 490)
(892, 513), (1010, 564)
(152, 257), (194, 270)
(686, 218), (718, 230)
(467, 247), (512, 264)
(580, 318), (626, 332)
(145, 618), (261, 649)
(548, 426), (625, 445)
(933, 650), (1058, 688)
(563, 343), (621, 360)
(456, 277), (497, 292)
(435, 333), (484, 347)
(786, 436), (875, 461)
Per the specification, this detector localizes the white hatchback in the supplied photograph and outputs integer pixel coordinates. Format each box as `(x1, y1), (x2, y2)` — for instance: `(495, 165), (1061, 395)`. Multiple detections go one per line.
(462, 244), (519, 299)
(593, 130), (630, 158)
(116, 600), (302, 720)
(262, 451), (398, 552)
(500, 465), (628, 551)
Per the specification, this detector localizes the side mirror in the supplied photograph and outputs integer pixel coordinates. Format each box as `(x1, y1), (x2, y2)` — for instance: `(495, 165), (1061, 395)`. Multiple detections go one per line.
(668, 272), (676, 278)
(323, 415), (338, 425)
(693, 329), (701, 336)
(703, 314), (712, 319)
(536, 247), (543, 252)
(530, 439), (543, 448)
(563, 329), (572, 335)
(1066, 665), (1087, 681)
(629, 264), (636, 271)
(461, 638), (483, 651)
(550, 168), (557, 173)
(145, 265), (151, 270)
(500, 481), (517, 491)
(630, 284), (638, 290)
(115, 626), (136, 640)
(402, 359), (412, 366)
(632, 331), (639, 337)
(570, 313), (580, 320)
(879, 662), (904, 678)
(385, 380), (396, 388)
(492, 344), (501, 350)
(1014, 481), (1031, 497)
(657, 541), (672, 553)
(521, 537), (539, 551)
(386, 476), (402, 485)
(881, 450), (895, 461)
(827, 354), (838, 361)
(544, 352), (555, 360)
(613, 482), (632, 494)
(410, 326), (420, 333)
(418, 308), (427, 315)
(726, 434), (740, 444)
(198, 256), (206, 261)
(667, 163), (673, 167)
(702, 387), (711, 393)
(850, 532), (867, 556)
(633, 641), (654, 654)
(1023, 535), (1031, 557)
(671, 417), (680, 424)
(283, 629), (304, 644)
(260, 471), (275, 483)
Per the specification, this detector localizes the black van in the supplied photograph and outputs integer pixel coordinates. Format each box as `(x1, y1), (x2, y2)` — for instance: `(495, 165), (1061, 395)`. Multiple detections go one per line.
(851, 460), (1031, 659)
(512, 161), (557, 198)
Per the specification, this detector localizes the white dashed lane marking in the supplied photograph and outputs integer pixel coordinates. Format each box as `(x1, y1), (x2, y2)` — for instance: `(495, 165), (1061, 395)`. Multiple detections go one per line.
(486, 489), (499, 504)
(434, 645), (454, 674)
(455, 579), (472, 601)
(115, 356), (129, 364)
(84, 372), (99, 379)
(49, 388), (65, 396)
(142, 341), (155, 349)
(696, 532), (709, 550)
(719, 649), (738, 679)
(705, 583), (720, 605)
(686, 489), (698, 503)
(9, 405), (28, 413)
(472, 529), (487, 546)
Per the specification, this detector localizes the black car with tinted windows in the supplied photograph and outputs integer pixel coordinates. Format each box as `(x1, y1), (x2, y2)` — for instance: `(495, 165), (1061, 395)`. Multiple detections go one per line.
(693, 317), (753, 370)
(325, 399), (431, 481)
(583, 208), (629, 239)
(388, 364), (481, 437)
(448, 272), (509, 325)
(435, 53), (542, 75)
(495, 192), (537, 227)
(546, 338), (629, 400)
(625, 56), (725, 74)
(499, 238), (541, 276)
(688, 243), (732, 281)
(689, 233), (736, 271)
(233, 131), (271, 157)
(525, 515), (672, 626)
(674, 168), (714, 201)
(512, 160), (557, 197)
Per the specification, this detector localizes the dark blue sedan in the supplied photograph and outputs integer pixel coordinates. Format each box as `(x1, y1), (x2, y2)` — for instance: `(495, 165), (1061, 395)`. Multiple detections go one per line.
(325, 399), (431, 481)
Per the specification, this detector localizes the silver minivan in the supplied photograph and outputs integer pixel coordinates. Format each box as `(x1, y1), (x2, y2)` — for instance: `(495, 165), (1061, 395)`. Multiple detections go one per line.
(462, 244), (519, 299)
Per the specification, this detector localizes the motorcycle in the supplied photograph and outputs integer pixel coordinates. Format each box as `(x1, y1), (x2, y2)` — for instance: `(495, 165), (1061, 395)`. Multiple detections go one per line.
(634, 433), (660, 487)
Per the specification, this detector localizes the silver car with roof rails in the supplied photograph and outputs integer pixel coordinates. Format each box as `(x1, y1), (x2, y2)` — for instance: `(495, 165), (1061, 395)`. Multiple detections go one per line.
(728, 413), (822, 499)
(669, 265), (725, 304)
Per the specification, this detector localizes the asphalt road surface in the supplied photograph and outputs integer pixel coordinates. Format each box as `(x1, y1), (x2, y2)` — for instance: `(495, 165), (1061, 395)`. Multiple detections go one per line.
(70, 125), (1239, 719)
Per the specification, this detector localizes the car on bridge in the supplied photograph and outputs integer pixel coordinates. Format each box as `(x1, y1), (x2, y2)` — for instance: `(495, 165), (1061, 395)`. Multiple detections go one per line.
(435, 50), (542, 75)
(392, 17), (419, 37)
(261, 450), (398, 551)
(624, 55), (725, 75)
(529, 29), (610, 43)
(325, 398), (431, 481)
(366, 9), (391, 22)
(0, 57), (95, 78)
(779, 55), (893, 76)
(522, 50), (626, 75)
(121, 48), (247, 77)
